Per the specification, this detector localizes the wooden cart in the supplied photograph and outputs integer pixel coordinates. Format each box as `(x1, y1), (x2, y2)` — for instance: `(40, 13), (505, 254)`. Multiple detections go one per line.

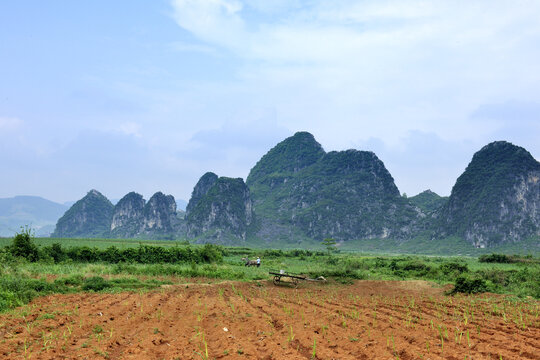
(269, 270), (308, 288)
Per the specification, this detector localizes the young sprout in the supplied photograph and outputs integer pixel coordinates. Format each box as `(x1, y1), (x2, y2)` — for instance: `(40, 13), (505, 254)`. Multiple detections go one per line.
(288, 325), (295, 342)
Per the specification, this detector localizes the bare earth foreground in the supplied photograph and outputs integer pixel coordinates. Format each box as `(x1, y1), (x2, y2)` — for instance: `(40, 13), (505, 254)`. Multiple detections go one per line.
(0, 280), (538, 359)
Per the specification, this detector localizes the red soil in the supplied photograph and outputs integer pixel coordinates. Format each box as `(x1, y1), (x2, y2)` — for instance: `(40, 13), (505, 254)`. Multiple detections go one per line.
(0, 280), (538, 359)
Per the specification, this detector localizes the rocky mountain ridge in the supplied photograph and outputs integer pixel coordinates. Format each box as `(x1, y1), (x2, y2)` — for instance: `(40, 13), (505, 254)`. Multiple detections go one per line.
(52, 190), (114, 238)
(440, 141), (540, 247)
(50, 133), (539, 248)
(52, 190), (182, 239)
(186, 173), (253, 243)
(246, 133), (422, 242)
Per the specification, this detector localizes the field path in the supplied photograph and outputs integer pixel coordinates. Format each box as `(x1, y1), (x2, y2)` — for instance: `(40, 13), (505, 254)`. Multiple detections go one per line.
(0, 280), (538, 359)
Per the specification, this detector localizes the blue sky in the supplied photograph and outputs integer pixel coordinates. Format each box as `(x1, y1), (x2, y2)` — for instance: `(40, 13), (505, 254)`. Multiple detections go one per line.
(1, 0), (539, 203)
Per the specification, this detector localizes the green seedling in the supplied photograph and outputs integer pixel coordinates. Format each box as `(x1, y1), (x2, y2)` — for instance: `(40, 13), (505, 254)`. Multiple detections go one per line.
(288, 325), (295, 342)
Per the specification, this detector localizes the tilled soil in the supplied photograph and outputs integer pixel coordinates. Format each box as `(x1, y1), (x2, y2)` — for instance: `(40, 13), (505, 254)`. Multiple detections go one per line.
(0, 280), (538, 359)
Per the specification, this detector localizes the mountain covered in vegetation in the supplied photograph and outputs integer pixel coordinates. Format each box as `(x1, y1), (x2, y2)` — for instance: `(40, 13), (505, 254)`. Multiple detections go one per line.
(53, 190), (182, 239)
(110, 192), (146, 238)
(140, 192), (180, 237)
(49, 133), (539, 250)
(246, 132), (422, 242)
(440, 141), (540, 247)
(51, 190), (113, 238)
(409, 190), (448, 214)
(186, 173), (253, 243)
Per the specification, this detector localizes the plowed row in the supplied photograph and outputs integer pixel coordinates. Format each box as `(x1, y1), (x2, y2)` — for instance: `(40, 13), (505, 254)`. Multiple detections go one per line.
(0, 280), (538, 359)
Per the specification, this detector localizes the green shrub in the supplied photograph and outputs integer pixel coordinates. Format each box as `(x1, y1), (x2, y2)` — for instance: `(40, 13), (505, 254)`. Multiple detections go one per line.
(10, 227), (40, 261)
(440, 261), (469, 275)
(450, 276), (488, 294)
(42, 243), (67, 263)
(479, 253), (512, 263)
(476, 268), (511, 286)
(54, 275), (84, 286)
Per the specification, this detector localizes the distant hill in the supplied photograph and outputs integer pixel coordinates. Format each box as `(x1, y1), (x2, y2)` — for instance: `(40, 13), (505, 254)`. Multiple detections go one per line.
(0, 196), (67, 237)
(52, 190), (183, 239)
(409, 190), (448, 213)
(440, 141), (540, 247)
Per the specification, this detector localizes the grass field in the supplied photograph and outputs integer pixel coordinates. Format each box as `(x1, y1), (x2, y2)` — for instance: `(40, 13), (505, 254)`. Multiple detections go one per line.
(1, 233), (539, 313)
(0, 233), (538, 359)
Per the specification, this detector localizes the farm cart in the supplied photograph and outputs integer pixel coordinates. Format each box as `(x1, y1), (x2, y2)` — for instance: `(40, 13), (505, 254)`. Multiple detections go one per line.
(269, 270), (326, 288)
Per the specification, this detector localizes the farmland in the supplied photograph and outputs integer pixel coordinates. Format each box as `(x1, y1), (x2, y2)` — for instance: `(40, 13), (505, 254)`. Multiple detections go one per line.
(0, 234), (539, 359)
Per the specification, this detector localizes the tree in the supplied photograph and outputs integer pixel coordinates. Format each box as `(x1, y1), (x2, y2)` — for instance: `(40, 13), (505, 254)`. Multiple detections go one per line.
(11, 226), (39, 261)
(321, 237), (337, 253)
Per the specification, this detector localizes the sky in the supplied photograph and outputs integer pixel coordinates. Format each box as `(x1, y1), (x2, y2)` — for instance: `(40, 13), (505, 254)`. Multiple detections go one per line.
(1, 0), (539, 204)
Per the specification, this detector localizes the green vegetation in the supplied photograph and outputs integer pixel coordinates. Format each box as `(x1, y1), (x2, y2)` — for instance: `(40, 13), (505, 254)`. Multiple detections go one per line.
(186, 176), (252, 241)
(442, 141), (540, 245)
(321, 237), (337, 253)
(0, 232), (538, 314)
(51, 189), (113, 238)
(408, 190), (448, 213)
(0, 273), (171, 312)
(478, 253), (538, 263)
(246, 132), (420, 242)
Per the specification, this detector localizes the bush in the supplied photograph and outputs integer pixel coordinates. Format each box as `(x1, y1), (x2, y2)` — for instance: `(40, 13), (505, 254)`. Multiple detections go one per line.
(440, 261), (469, 276)
(479, 254), (512, 263)
(476, 268), (511, 286)
(450, 276), (488, 294)
(54, 275), (84, 286)
(390, 258), (434, 277)
(42, 243), (67, 263)
(10, 227), (40, 261)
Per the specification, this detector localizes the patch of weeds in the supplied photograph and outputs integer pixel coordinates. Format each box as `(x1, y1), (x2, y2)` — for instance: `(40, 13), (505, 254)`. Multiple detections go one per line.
(37, 313), (56, 320)
(54, 275), (84, 287)
(93, 325), (104, 335)
(82, 277), (111, 292)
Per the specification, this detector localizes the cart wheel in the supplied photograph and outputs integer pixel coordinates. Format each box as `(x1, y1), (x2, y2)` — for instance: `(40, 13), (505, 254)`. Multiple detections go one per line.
(273, 276), (281, 285)
(293, 278), (299, 288)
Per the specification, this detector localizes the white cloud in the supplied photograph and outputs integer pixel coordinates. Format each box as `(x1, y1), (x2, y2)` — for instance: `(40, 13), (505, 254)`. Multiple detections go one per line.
(169, 0), (540, 107)
(171, 0), (246, 49)
(0, 116), (22, 131)
(358, 131), (477, 196)
(170, 0), (540, 195)
(118, 122), (142, 137)
(168, 41), (218, 54)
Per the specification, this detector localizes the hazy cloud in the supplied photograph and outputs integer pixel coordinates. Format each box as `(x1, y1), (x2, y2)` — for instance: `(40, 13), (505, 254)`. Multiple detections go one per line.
(168, 41), (218, 54)
(358, 131), (477, 196)
(0, 116), (22, 131)
(171, 0), (246, 49)
(179, 114), (291, 178)
(2, 1), (539, 204)
(472, 101), (540, 125)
